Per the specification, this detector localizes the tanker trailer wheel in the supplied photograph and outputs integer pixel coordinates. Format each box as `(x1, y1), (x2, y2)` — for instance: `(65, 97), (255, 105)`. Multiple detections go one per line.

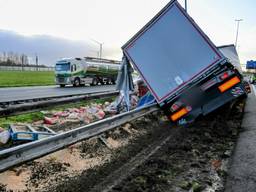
(106, 80), (110, 85)
(111, 79), (116, 84)
(99, 78), (104, 85)
(90, 78), (98, 86)
(73, 78), (80, 87)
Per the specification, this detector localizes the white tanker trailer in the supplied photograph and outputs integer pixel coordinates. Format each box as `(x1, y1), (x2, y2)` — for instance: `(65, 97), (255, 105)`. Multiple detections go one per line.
(55, 57), (121, 87)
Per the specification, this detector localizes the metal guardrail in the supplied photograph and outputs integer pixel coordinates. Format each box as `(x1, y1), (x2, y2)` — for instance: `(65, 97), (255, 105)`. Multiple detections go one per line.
(0, 91), (119, 117)
(0, 88), (117, 104)
(0, 104), (159, 172)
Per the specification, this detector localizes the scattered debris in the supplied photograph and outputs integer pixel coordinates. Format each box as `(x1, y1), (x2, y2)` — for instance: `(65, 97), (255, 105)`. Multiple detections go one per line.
(104, 94), (139, 114)
(0, 129), (10, 145)
(211, 159), (222, 171)
(42, 103), (110, 127)
(9, 124), (56, 141)
(44, 116), (58, 125)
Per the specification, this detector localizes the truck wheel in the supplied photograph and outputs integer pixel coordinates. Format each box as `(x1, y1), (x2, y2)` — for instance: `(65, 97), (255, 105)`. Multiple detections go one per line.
(106, 78), (111, 85)
(73, 78), (80, 87)
(111, 79), (116, 84)
(99, 79), (104, 85)
(60, 84), (65, 88)
(90, 78), (98, 86)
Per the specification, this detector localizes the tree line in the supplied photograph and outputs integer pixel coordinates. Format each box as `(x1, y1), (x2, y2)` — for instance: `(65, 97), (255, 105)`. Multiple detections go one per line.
(0, 52), (30, 66)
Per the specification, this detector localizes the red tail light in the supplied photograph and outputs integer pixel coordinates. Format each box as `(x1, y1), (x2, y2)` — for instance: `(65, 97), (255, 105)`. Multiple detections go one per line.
(220, 72), (229, 80)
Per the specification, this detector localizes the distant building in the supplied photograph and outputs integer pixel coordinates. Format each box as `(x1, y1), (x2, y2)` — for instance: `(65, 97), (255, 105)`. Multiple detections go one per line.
(246, 60), (256, 69)
(246, 60), (256, 73)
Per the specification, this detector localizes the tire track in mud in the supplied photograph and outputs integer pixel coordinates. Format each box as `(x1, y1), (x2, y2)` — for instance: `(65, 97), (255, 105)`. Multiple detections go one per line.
(91, 133), (173, 192)
(111, 100), (245, 192)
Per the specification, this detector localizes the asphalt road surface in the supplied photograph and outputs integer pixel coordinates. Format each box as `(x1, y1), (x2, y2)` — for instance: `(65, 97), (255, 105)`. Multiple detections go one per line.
(0, 85), (116, 103)
(225, 85), (256, 192)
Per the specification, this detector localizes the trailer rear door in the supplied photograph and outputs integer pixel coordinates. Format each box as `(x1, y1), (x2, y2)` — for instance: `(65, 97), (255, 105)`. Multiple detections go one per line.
(123, 0), (224, 103)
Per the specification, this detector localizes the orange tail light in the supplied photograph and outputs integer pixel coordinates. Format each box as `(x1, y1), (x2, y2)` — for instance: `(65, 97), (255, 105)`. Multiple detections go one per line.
(218, 76), (241, 93)
(170, 107), (189, 121)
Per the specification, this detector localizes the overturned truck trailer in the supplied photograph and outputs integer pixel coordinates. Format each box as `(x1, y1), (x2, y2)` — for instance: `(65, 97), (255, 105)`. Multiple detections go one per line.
(122, 0), (247, 124)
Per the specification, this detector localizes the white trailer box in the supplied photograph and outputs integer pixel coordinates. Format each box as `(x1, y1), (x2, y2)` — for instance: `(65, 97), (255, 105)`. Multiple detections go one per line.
(122, 0), (224, 103)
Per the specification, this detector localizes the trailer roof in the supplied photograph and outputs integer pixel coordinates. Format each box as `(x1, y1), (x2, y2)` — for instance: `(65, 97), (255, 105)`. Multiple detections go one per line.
(218, 44), (242, 73)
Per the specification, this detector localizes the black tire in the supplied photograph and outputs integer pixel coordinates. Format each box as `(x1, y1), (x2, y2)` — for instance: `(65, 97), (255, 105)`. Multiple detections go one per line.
(73, 78), (80, 87)
(90, 78), (98, 86)
(99, 79), (104, 85)
(60, 84), (65, 88)
(111, 79), (116, 84)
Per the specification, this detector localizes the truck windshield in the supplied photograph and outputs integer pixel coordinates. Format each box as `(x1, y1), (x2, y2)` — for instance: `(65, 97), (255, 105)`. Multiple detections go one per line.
(55, 62), (70, 71)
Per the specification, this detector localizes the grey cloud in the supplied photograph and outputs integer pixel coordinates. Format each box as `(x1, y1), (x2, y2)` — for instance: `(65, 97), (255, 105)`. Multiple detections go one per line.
(0, 30), (121, 66)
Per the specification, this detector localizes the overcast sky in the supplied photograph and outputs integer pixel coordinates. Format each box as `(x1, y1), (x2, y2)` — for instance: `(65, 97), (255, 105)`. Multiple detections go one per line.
(0, 0), (255, 63)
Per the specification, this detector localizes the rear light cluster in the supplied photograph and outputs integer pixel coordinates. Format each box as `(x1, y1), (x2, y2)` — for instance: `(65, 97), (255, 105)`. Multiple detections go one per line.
(218, 71), (234, 81)
(170, 105), (192, 122)
(170, 101), (182, 112)
(200, 71), (234, 91)
(219, 72), (229, 80)
(218, 76), (241, 93)
(169, 73), (241, 122)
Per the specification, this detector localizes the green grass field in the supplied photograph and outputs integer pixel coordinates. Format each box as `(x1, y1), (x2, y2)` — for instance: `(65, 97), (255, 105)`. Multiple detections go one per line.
(0, 112), (44, 129)
(0, 71), (55, 87)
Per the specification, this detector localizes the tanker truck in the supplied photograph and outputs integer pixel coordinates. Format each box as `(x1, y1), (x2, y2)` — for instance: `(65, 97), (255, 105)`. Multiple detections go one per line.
(55, 57), (121, 87)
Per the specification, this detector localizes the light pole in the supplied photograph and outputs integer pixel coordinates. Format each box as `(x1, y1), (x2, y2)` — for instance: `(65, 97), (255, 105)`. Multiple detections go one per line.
(90, 39), (103, 59)
(235, 19), (243, 48)
(35, 53), (38, 71)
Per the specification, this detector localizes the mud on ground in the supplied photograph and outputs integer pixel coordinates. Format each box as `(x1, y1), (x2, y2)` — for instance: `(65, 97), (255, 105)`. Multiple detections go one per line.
(112, 101), (245, 192)
(0, 111), (169, 191)
(47, 100), (244, 192)
(0, 99), (245, 192)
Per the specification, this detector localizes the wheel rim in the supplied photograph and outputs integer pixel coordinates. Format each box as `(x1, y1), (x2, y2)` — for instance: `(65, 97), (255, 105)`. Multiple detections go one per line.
(75, 79), (79, 86)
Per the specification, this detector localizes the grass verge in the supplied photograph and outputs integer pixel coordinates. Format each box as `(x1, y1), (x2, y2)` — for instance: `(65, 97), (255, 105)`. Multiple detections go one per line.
(0, 71), (55, 87)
